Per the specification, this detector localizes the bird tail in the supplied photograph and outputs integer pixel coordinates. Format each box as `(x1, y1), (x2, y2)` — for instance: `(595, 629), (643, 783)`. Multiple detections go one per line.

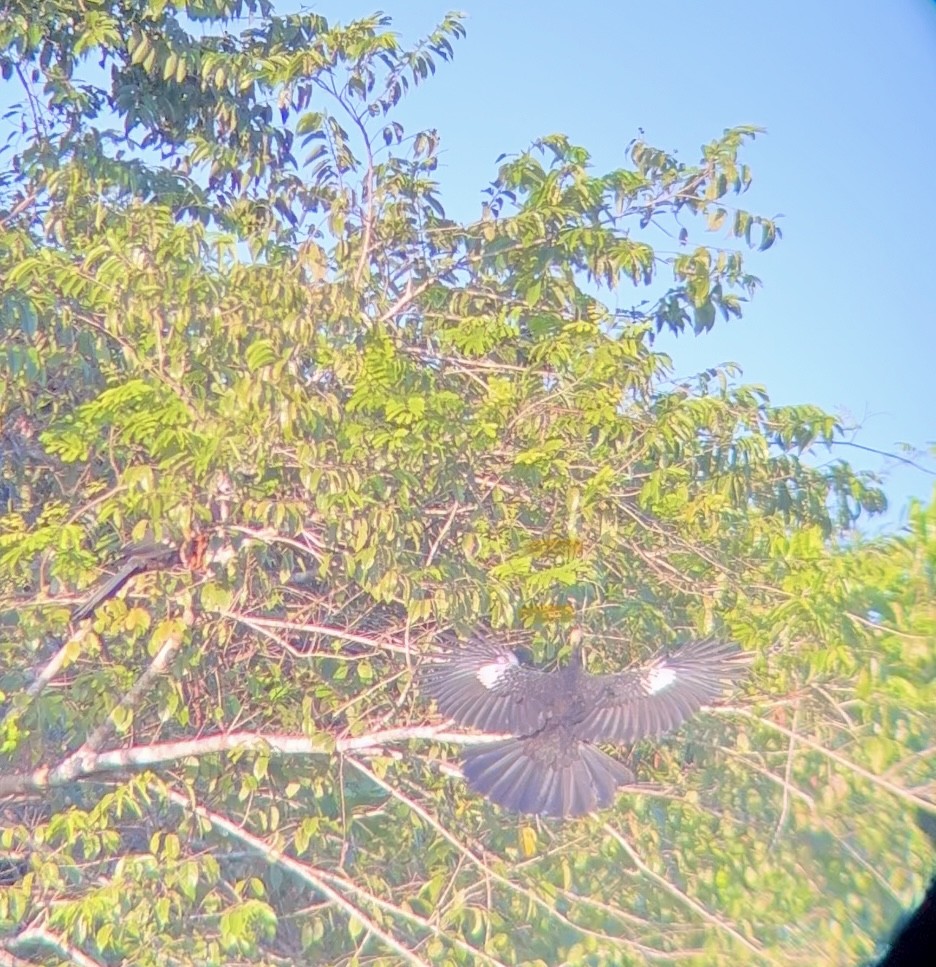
(71, 564), (142, 621)
(71, 542), (180, 622)
(461, 736), (634, 818)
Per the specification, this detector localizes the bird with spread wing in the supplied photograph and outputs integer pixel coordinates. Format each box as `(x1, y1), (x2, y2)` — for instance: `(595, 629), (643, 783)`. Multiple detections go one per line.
(422, 635), (747, 818)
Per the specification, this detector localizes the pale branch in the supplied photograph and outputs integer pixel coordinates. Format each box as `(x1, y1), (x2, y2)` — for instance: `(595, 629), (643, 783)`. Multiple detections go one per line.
(400, 345), (547, 375)
(345, 756), (665, 961)
(424, 500), (460, 569)
(0, 189), (38, 230)
(377, 276), (435, 324)
(882, 742), (936, 783)
(811, 683), (858, 729)
(79, 625), (185, 755)
(326, 665), (409, 724)
(6, 924), (103, 967)
(553, 888), (707, 962)
(714, 707), (936, 815)
(313, 866), (509, 967)
(719, 747), (816, 812)
(844, 609), (931, 641)
(835, 836), (905, 906)
(223, 611), (414, 656)
(769, 700), (800, 850)
(230, 611), (295, 653)
(1, 628), (87, 732)
(640, 548), (704, 592)
(226, 524), (331, 559)
(0, 726), (502, 797)
(0, 944), (36, 967)
(342, 98), (376, 290)
(159, 786), (431, 967)
(616, 502), (739, 578)
(602, 824), (773, 964)
(742, 583), (928, 643)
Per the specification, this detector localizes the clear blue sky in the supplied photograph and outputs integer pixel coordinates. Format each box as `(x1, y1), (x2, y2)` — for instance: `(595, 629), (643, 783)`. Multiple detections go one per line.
(301, 0), (936, 532)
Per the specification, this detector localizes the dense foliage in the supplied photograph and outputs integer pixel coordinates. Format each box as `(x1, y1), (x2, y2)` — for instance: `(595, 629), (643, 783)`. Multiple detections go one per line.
(1, 2), (933, 964)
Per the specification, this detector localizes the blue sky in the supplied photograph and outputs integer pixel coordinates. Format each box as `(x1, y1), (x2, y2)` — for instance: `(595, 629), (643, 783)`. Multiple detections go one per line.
(300, 0), (936, 532)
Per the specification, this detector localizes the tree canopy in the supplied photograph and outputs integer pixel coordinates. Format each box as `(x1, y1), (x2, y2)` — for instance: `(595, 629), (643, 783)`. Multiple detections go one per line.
(1, 3), (933, 964)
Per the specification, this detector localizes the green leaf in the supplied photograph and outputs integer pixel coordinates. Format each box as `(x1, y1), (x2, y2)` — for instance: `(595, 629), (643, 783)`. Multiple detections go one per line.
(245, 338), (277, 372)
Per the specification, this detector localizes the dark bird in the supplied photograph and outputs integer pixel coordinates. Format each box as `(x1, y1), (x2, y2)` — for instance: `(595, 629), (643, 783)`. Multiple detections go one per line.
(421, 635), (746, 818)
(71, 537), (203, 622)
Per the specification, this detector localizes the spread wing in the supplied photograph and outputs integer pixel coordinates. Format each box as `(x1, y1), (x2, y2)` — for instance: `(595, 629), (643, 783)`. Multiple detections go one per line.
(575, 639), (747, 743)
(420, 637), (557, 736)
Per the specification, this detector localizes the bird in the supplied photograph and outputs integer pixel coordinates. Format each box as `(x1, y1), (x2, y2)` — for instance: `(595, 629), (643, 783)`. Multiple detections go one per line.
(421, 634), (747, 818)
(71, 534), (208, 622)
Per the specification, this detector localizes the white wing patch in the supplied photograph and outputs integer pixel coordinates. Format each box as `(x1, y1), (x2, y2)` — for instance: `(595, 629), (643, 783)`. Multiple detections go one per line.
(475, 651), (519, 689)
(646, 664), (677, 695)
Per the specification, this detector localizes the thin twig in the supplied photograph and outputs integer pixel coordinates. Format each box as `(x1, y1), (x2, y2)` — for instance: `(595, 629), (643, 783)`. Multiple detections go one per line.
(345, 756), (666, 961)
(769, 700), (799, 850)
(602, 824), (772, 963)
(424, 501), (460, 568)
(830, 440), (935, 476)
(160, 786), (430, 966)
(714, 707), (936, 815)
(223, 611), (412, 655)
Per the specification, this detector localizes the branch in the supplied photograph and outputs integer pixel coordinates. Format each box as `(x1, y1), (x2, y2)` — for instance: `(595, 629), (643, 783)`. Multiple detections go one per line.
(223, 611), (415, 656)
(377, 276), (435, 324)
(1, 628), (88, 733)
(0, 725), (499, 797)
(714, 707), (936, 815)
(6, 924), (103, 967)
(0, 945), (36, 967)
(602, 825), (773, 963)
(424, 500), (460, 568)
(0, 189), (38, 230)
(844, 609), (931, 641)
(830, 439), (936, 476)
(80, 624), (186, 755)
(769, 699), (800, 850)
(159, 786), (431, 966)
(344, 756), (666, 960)
(314, 866), (508, 967)
(341, 99), (376, 290)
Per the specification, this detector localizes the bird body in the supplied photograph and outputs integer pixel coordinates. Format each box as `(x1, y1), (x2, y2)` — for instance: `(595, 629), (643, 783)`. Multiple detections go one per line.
(422, 635), (746, 818)
(71, 541), (180, 622)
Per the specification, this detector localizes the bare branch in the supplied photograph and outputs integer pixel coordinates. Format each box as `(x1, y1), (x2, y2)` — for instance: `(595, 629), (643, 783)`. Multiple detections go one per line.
(602, 824), (773, 963)
(345, 756), (670, 960)
(7, 924), (103, 967)
(715, 707), (936, 815)
(159, 786), (430, 966)
(80, 624), (186, 755)
(0, 725), (502, 797)
(223, 611), (415, 655)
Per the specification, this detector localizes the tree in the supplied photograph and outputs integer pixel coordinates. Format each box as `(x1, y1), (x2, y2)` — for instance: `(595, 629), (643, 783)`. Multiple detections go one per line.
(1, 3), (932, 964)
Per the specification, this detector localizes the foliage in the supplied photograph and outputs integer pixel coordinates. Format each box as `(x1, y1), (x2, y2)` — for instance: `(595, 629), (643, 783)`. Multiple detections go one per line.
(0, 2), (932, 964)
